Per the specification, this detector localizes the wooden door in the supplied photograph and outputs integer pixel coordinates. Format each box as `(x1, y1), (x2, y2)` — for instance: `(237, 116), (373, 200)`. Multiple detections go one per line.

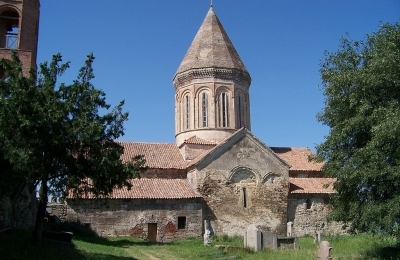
(148, 223), (157, 242)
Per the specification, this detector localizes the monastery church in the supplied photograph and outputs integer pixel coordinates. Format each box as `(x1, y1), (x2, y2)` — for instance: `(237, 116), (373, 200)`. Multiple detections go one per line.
(0, 0), (346, 242)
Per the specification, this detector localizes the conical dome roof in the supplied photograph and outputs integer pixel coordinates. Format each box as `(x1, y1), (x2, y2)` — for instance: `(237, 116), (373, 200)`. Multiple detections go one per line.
(173, 6), (250, 85)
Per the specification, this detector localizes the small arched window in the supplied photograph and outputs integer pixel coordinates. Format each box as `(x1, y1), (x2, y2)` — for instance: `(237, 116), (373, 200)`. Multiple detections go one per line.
(238, 94), (243, 127)
(218, 91), (229, 127)
(201, 92), (208, 127)
(235, 92), (246, 128)
(0, 9), (20, 49)
(242, 187), (247, 208)
(185, 95), (190, 130)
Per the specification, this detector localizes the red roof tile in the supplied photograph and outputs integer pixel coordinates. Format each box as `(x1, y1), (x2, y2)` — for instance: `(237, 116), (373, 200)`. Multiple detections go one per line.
(271, 147), (324, 171)
(119, 141), (186, 169)
(289, 177), (336, 194)
(68, 179), (202, 199)
(183, 136), (216, 146)
(117, 141), (324, 173)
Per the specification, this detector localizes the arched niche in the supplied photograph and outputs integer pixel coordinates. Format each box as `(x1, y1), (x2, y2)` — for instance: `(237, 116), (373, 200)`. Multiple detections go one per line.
(228, 166), (259, 184)
(0, 6), (21, 49)
(261, 173), (280, 184)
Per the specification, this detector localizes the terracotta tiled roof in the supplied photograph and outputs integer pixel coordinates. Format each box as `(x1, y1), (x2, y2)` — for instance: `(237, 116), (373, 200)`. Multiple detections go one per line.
(119, 141), (186, 169)
(67, 179), (202, 199)
(289, 178), (336, 194)
(271, 147), (324, 171)
(183, 136), (216, 146)
(118, 140), (323, 172)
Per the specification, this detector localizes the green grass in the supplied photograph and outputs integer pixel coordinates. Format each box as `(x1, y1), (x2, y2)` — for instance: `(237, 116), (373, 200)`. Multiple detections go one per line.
(1, 228), (399, 260)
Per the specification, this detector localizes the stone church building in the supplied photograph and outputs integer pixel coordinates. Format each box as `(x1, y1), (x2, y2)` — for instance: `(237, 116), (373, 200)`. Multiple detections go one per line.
(0, 1), (345, 242)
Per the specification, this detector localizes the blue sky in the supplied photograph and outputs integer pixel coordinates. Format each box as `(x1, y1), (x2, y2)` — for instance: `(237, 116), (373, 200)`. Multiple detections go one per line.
(37, 1), (399, 151)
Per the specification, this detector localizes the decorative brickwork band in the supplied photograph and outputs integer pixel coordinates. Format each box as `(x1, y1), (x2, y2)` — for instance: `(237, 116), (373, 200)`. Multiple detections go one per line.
(173, 67), (251, 89)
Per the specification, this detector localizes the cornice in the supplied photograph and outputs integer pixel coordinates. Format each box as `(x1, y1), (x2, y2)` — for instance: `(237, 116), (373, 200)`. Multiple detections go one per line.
(173, 67), (251, 89)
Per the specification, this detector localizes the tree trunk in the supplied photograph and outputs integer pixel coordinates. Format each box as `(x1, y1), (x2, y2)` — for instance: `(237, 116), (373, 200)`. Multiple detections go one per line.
(31, 178), (48, 246)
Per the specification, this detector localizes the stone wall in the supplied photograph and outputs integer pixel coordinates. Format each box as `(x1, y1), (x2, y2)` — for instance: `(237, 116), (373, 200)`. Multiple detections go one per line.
(0, 185), (37, 229)
(180, 143), (214, 160)
(189, 134), (290, 236)
(46, 201), (67, 222)
(65, 198), (203, 242)
(287, 194), (348, 237)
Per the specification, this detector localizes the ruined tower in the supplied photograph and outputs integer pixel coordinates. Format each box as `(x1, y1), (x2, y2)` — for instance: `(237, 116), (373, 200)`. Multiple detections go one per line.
(173, 6), (251, 148)
(0, 0), (40, 77)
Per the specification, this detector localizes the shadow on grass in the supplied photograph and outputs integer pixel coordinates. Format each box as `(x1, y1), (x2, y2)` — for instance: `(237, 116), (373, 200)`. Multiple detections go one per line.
(365, 245), (400, 260)
(0, 229), (138, 260)
(47, 220), (170, 248)
(74, 235), (165, 247)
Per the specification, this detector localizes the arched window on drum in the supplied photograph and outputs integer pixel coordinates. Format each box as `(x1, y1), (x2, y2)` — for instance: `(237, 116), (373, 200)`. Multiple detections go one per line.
(182, 93), (191, 130)
(218, 91), (229, 127)
(236, 92), (246, 128)
(201, 92), (208, 128)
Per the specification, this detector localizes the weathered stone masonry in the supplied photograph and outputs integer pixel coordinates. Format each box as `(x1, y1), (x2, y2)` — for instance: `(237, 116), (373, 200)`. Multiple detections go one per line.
(188, 131), (290, 236)
(0, 186), (36, 229)
(66, 198), (202, 242)
(288, 194), (347, 237)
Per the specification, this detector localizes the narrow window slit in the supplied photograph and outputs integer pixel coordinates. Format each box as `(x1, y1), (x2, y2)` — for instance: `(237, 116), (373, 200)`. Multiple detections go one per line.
(243, 187), (247, 208)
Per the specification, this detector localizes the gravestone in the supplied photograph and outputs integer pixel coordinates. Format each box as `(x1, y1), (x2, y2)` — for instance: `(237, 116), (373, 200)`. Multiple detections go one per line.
(263, 231), (277, 249)
(317, 241), (332, 260)
(244, 224), (262, 251)
(203, 220), (211, 246)
(287, 222), (294, 237)
(314, 231), (324, 243)
(277, 236), (299, 249)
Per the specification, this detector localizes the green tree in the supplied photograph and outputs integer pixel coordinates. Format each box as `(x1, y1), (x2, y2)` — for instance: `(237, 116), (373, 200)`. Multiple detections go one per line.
(0, 52), (146, 245)
(316, 22), (400, 236)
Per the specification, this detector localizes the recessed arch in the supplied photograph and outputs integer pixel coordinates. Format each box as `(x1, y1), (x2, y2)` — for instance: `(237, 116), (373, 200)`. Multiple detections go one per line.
(235, 90), (246, 128)
(228, 166), (259, 184)
(197, 88), (211, 128)
(179, 90), (193, 131)
(179, 89), (193, 101)
(195, 86), (212, 96)
(0, 6), (21, 49)
(184, 94), (190, 130)
(216, 87), (231, 128)
(262, 172), (280, 184)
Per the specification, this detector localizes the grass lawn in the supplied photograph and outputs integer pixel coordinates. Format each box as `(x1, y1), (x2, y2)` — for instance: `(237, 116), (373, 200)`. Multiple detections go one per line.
(0, 229), (399, 260)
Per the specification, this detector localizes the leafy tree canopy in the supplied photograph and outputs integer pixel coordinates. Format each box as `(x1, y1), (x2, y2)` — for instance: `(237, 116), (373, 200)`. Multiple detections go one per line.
(316, 22), (400, 236)
(0, 52), (146, 244)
